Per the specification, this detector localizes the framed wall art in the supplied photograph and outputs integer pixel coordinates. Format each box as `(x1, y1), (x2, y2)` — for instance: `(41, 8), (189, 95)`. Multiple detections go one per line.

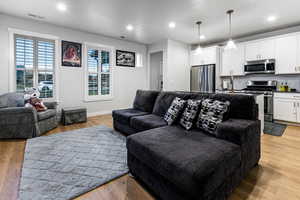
(61, 40), (82, 67)
(116, 50), (135, 67)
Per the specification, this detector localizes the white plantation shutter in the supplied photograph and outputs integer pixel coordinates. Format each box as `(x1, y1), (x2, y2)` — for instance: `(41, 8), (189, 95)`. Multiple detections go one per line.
(15, 34), (55, 98)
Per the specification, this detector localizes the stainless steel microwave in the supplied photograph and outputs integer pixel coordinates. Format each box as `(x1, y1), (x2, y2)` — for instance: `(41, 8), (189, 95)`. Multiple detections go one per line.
(244, 59), (275, 75)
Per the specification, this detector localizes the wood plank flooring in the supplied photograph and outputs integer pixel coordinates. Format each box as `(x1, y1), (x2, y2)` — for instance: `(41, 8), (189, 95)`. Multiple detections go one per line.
(0, 114), (300, 200)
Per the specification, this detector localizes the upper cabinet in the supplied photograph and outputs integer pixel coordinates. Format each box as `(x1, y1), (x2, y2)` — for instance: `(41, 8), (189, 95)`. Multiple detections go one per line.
(220, 43), (245, 76)
(275, 34), (300, 74)
(190, 46), (217, 66)
(245, 39), (275, 61)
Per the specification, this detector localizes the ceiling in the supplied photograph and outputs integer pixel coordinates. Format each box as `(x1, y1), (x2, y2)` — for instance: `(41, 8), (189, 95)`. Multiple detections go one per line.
(1, 0), (300, 45)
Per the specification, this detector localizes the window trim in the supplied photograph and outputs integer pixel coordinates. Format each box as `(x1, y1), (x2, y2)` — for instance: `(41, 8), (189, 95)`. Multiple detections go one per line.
(84, 42), (114, 102)
(9, 28), (59, 102)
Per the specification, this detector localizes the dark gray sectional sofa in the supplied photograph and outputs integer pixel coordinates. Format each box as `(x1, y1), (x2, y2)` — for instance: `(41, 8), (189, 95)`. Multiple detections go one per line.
(112, 90), (261, 200)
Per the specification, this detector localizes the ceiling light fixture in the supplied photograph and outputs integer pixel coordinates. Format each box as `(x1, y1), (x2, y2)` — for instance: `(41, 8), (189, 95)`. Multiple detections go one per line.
(169, 22), (176, 29)
(126, 24), (134, 31)
(57, 2), (67, 12)
(200, 35), (206, 40)
(194, 21), (203, 55)
(225, 9), (237, 50)
(267, 15), (277, 22)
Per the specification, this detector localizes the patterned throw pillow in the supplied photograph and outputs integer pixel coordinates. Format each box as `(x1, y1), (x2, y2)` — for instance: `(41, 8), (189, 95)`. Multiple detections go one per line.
(164, 97), (186, 125)
(180, 99), (202, 130)
(197, 99), (230, 135)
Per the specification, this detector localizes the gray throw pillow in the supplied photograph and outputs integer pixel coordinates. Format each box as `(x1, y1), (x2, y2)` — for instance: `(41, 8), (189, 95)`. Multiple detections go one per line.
(164, 97), (186, 125)
(180, 99), (202, 130)
(197, 99), (230, 135)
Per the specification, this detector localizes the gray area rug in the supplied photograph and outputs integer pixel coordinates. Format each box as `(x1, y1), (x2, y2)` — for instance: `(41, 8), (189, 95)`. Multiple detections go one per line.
(264, 122), (287, 136)
(19, 126), (128, 200)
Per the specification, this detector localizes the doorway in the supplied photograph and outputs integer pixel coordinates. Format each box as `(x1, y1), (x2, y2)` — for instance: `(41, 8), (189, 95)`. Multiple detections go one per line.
(149, 51), (163, 90)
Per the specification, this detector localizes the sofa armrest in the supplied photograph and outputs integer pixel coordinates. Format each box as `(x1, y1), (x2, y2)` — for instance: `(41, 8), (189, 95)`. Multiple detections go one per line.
(44, 102), (58, 109)
(0, 107), (38, 123)
(216, 119), (261, 176)
(216, 119), (261, 146)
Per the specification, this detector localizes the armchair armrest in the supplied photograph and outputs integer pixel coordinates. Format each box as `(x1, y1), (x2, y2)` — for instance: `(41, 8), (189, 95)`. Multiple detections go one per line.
(0, 107), (39, 139)
(44, 102), (58, 109)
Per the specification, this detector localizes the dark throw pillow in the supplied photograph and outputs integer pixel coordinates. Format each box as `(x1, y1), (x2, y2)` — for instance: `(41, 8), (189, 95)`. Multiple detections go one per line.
(197, 99), (230, 135)
(180, 99), (202, 130)
(164, 97), (186, 125)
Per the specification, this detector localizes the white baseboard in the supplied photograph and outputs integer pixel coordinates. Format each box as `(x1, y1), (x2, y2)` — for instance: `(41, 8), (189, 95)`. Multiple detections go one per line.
(87, 110), (112, 117)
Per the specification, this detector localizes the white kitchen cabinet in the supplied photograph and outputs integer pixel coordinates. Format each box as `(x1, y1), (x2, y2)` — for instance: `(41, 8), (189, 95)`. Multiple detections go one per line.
(274, 93), (300, 123)
(245, 39), (275, 61)
(190, 46), (217, 66)
(221, 44), (245, 76)
(275, 35), (298, 74)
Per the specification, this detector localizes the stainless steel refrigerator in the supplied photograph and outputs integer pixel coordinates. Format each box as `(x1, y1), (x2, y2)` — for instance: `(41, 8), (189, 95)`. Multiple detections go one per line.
(190, 65), (215, 92)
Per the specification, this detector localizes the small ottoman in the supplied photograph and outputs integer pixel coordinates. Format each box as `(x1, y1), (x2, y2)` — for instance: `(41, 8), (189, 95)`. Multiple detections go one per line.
(62, 107), (87, 125)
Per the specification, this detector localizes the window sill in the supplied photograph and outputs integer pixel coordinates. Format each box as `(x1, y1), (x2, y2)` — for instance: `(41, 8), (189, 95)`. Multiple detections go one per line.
(84, 95), (113, 102)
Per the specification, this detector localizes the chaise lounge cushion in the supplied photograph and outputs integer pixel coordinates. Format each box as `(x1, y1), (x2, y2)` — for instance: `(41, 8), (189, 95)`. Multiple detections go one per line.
(112, 108), (148, 124)
(130, 114), (167, 132)
(127, 125), (241, 199)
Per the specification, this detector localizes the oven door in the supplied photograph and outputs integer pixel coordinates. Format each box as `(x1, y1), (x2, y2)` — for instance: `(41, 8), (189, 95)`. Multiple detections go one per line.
(264, 94), (273, 122)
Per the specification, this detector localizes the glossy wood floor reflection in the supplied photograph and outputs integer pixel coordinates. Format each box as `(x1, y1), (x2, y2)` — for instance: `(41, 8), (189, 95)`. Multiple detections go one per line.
(0, 115), (300, 200)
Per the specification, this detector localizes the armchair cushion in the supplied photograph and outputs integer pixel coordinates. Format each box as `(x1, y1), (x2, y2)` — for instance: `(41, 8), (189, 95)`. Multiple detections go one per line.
(43, 102), (58, 110)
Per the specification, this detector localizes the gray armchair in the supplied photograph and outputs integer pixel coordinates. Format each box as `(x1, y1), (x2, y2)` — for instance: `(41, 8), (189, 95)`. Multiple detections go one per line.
(0, 92), (58, 139)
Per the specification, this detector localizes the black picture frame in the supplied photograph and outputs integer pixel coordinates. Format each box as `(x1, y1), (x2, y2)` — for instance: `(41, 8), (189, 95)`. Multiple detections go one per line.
(116, 50), (136, 67)
(61, 40), (82, 67)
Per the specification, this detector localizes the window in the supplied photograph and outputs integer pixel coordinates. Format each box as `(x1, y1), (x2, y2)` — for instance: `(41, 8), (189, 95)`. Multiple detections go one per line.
(15, 34), (55, 99)
(86, 45), (112, 100)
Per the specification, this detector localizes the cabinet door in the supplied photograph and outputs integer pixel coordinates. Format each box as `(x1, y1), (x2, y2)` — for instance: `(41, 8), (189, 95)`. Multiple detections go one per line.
(245, 42), (260, 61)
(231, 44), (245, 76)
(275, 35), (298, 74)
(274, 98), (297, 122)
(260, 39), (275, 59)
(190, 52), (202, 66)
(221, 48), (233, 76)
(190, 47), (216, 66)
(297, 102), (300, 123)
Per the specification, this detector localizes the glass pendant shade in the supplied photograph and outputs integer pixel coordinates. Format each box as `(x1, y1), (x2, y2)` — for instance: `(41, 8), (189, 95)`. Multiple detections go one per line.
(225, 39), (237, 50)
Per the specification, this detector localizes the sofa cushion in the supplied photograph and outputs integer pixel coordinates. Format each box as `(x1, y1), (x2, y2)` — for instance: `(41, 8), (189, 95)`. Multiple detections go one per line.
(127, 125), (241, 198)
(130, 114), (167, 132)
(112, 108), (148, 124)
(37, 109), (56, 121)
(197, 99), (230, 135)
(179, 99), (201, 130)
(0, 92), (24, 108)
(164, 97), (186, 125)
(133, 90), (160, 113)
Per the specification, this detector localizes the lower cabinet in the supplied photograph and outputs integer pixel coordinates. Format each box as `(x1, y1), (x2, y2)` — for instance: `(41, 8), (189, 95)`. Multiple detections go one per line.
(274, 93), (300, 123)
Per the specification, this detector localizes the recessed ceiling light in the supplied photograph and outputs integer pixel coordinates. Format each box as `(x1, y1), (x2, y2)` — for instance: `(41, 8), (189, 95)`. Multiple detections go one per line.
(169, 22), (176, 29)
(126, 24), (134, 31)
(57, 2), (67, 12)
(267, 15), (277, 22)
(200, 35), (206, 40)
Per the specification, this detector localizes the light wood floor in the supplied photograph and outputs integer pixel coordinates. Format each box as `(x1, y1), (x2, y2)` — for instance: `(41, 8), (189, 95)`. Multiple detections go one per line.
(0, 114), (300, 200)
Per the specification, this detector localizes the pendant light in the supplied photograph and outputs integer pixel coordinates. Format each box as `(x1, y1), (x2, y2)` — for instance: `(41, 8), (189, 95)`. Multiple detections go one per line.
(225, 9), (237, 50)
(194, 21), (203, 55)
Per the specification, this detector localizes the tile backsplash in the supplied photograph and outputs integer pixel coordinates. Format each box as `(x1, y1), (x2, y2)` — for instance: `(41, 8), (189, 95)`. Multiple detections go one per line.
(221, 74), (300, 91)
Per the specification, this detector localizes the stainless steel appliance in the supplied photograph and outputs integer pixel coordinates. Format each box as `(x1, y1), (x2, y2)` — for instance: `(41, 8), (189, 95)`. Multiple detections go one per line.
(241, 80), (277, 122)
(244, 59), (275, 75)
(190, 65), (215, 93)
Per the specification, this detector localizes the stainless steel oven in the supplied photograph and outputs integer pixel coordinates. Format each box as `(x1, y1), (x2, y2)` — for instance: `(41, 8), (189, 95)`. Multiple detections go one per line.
(244, 59), (275, 75)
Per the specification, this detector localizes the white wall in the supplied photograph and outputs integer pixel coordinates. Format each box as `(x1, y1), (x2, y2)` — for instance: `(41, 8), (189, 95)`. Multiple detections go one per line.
(165, 39), (190, 91)
(0, 14), (148, 116)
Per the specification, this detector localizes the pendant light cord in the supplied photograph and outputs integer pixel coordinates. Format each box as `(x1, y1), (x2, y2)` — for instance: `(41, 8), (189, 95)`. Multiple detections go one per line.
(227, 10), (234, 40)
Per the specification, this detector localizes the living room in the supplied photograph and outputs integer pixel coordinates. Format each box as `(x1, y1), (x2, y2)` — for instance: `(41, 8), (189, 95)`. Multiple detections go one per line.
(0, 0), (300, 200)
